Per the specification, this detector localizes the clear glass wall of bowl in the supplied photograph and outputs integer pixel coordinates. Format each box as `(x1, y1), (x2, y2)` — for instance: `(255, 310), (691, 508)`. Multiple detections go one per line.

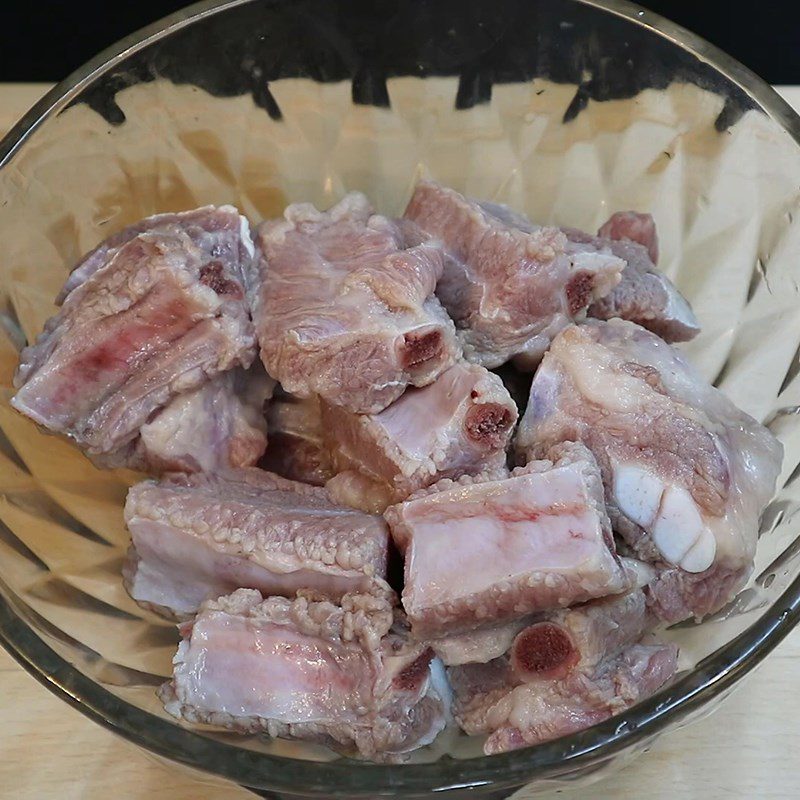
(0, 1), (799, 797)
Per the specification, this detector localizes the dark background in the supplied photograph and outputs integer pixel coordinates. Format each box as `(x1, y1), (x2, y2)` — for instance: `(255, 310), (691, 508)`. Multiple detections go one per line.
(0, 1), (798, 83)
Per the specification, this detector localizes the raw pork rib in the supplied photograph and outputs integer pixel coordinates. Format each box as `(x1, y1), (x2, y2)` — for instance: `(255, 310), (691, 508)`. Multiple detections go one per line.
(431, 557), (655, 666)
(449, 589), (677, 753)
(13, 220), (256, 459)
(465, 198), (696, 345)
(259, 389), (333, 486)
(252, 193), (460, 413)
(123, 469), (389, 618)
(403, 181), (624, 369)
(57, 205), (255, 303)
(582, 211), (699, 342)
(99, 366), (273, 473)
(384, 443), (629, 639)
(516, 319), (783, 622)
(323, 361), (517, 512)
(160, 588), (450, 759)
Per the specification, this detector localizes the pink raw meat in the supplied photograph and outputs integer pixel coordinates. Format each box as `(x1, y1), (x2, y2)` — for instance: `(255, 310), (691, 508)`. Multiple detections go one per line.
(323, 361), (517, 512)
(403, 181), (624, 369)
(159, 587), (450, 759)
(516, 319), (782, 621)
(384, 442), (628, 638)
(259, 389), (333, 486)
(449, 590), (676, 753)
(123, 468), (389, 618)
(13, 215), (255, 460)
(99, 365), (273, 473)
(252, 193), (460, 413)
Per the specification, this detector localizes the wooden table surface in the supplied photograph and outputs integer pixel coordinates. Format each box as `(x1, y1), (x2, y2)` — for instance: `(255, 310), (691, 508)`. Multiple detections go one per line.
(1, 85), (799, 800)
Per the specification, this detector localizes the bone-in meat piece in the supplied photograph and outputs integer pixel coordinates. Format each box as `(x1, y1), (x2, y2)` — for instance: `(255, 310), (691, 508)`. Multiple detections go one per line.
(259, 389), (333, 486)
(252, 193), (460, 413)
(403, 181), (624, 369)
(452, 640), (677, 753)
(516, 319), (782, 622)
(449, 589), (676, 752)
(56, 205), (255, 303)
(583, 212), (699, 342)
(433, 565), (653, 667)
(123, 469), (389, 619)
(99, 365), (273, 474)
(12, 212), (256, 460)
(159, 588), (450, 760)
(384, 443), (629, 639)
(323, 361), (517, 513)
(479, 201), (697, 343)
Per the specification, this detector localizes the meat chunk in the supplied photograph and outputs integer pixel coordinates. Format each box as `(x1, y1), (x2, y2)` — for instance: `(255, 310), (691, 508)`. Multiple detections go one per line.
(159, 588), (450, 760)
(56, 205), (255, 303)
(384, 443), (629, 639)
(433, 564), (652, 667)
(323, 361), (517, 513)
(449, 589), (676, 752)
(252, 193), (460, 413)
(451, 639), (677, 753)
(516, 319), (782, 622)
(99, 365), (273, 473)
(598, 210), (659, 264)
(470, 201), (696, 344)
(403, 182), (624, 369)
(582, 213), (699, 342)
(259, 389), (333, 486)
(12, 220), (256, 459)
(123, 469), (389, 618)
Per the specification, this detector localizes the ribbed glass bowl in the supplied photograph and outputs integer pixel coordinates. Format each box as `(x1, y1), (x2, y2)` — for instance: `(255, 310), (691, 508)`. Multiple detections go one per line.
(1, 1), (800, 797)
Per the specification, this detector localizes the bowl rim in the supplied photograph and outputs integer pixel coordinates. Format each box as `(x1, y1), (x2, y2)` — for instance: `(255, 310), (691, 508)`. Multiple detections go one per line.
(2, 0), (800, 794)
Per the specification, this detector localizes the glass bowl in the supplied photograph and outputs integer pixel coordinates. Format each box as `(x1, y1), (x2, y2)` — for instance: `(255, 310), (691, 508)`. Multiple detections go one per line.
(1, 0), (800, 797)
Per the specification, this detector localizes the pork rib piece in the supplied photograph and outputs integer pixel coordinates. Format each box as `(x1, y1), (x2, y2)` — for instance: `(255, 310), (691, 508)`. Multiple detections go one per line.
(13, 220), (256, 459)
(323, 361), (517, 513)
(476, 200), (697, 344)
(516, 319), (782, 622)
(56, 205), (255, 304)
(123, 469), (389, 619)
(98, 365), (273, 474)
(259, 389), (333, 486)
(452, 640), (677, 753)
(403, 181), (624, 369)
(582, 211), (699, 342)
(159, 588), (450, 760)
(384, 442), (629, 639)
(450, 589), (676, 752)
(428, 558), (656, 670)
(252, 193), (460, 413)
